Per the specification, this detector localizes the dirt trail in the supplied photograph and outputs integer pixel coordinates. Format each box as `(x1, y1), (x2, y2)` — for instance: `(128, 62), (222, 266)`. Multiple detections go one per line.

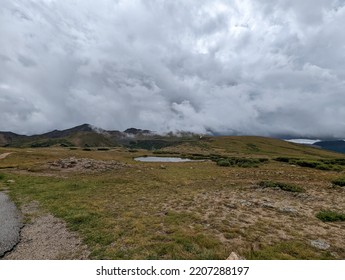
(2, 201), (90, 260)
(0, 153), (12, 159)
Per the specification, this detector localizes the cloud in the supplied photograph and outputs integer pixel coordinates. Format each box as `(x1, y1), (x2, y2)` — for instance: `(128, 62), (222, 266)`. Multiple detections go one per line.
(1, 0), (345, 137)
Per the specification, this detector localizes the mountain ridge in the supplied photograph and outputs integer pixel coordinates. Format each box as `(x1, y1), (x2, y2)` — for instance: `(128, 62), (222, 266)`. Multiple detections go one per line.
(0, 124), (196, 149)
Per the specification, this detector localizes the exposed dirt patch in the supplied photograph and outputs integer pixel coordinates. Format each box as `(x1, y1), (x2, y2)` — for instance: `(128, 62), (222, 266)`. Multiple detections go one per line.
(3, 201), (90, 260)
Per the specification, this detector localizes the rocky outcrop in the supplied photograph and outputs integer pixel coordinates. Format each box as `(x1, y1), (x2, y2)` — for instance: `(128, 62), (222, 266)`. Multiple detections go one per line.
(48, 157), (129, 172)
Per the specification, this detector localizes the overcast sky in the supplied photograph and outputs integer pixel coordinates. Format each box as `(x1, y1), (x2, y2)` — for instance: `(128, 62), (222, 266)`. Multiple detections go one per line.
(1, 0), (345, 137)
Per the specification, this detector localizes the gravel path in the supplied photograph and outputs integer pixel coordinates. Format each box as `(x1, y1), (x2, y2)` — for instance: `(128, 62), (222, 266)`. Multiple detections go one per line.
(3, 201), (90, 260)
(0, 192), (22, 257)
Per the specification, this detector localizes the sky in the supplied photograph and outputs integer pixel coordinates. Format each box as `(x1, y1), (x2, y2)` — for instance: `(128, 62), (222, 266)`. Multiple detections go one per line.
(1, 0), (345, 137)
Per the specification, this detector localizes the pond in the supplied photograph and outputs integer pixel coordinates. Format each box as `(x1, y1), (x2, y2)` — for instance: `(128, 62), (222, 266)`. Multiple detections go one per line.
(134, 157), (193, 162)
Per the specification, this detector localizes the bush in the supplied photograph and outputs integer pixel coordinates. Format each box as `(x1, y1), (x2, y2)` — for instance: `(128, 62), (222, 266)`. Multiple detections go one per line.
(216, 157), (265, 168)
(275, 157), (291, 163)
(97, 148), (110, 151)
(316, 210), (345, 222)
(331, 177), (345, 187)
(295, 160), (318, 168)
(217, 160), (230, 167)
(0, 173), (4, 180)
(275, 157), (343, 171)
(321, 159), (345, 166)
(259, 181), (304, 193)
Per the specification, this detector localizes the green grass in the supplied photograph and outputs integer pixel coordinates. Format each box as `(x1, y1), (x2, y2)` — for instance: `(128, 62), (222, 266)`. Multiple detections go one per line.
(316, 210), (345, 222)
(259, 181), (304, 193)
(248, 241), (334, 260)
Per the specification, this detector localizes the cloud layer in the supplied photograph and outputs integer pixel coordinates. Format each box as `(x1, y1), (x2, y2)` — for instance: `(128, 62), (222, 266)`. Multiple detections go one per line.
(1, 0), (345, 137)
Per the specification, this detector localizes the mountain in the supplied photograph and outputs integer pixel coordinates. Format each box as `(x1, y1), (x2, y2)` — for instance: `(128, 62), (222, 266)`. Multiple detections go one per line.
(313, 140), (345, 154)
(2, 124), (345, 155)
(0, 131), (28, 147)
(124, 128), (152, 135)
(0, 124), (192, 149)
(39, 124), (94, 138)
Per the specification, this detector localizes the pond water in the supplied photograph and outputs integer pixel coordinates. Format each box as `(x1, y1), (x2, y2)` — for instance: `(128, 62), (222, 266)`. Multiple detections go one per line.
(134, 157), (193, 162)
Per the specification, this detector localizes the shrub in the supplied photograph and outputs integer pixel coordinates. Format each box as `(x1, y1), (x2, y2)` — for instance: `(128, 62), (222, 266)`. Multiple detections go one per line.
(321, 159), (345, 166)
(275, 157), (343, 171)
(217, 160), (230, 167)
(275, 157), (291, 163)
(0, 173), (4, 180)
(259, 181), (304, 193)
(97, 148), (110, 151)
(316, 210), (345, 222)
(216, 157), (265, 168)
(295, 160), (318, 168)
(331, 177), (345, 187)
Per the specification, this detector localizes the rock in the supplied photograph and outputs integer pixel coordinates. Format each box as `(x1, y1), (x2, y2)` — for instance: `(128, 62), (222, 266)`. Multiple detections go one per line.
(226, 252), (245, 260)
(262, 202), (274, 209)
(238, 200), (252, 207)
(48, 157), (129, 172)
(84, 163), (92, 169)
(279, 206), (298, 214)
(310, 239), (330, 250)
(224, 203), (237, 209)
(160, 165), (166, 169)
(6, 180), (15, 184)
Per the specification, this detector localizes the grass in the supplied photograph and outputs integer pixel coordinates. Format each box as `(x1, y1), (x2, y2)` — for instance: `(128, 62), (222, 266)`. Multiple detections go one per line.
(1, 135), (345, 260)
(259, 181), (304, 193)
(4, 168), (230, 259)
(248, 241), (334, 260)
(0, 173), (4, 180)
(316, 210), (345, 222)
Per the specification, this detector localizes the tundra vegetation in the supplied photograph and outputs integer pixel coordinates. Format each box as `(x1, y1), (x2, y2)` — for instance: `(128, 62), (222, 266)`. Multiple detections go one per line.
(0, 135), (345, 260)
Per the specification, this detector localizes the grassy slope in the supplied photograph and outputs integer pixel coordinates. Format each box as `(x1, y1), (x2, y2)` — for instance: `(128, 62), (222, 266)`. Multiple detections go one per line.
(208, 136), (343, 158)
(0, 136), (345, 260)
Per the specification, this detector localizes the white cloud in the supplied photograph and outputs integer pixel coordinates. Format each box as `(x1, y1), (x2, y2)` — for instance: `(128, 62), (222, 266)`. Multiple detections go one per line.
(1, 0), (345, 137)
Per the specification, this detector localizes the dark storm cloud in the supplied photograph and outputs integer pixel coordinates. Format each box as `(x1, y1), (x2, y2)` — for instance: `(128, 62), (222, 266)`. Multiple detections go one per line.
(0, 0), (345, 137)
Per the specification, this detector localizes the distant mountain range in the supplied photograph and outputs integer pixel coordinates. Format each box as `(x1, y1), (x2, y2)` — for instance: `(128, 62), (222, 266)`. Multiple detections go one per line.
(0, 124), (199, 150)
(313, 140), (345, 154)
(2, 124), (345, 154)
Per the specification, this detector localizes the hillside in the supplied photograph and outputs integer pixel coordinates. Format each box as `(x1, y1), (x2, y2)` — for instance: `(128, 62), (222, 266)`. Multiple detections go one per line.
(2, 125), (345, 159)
